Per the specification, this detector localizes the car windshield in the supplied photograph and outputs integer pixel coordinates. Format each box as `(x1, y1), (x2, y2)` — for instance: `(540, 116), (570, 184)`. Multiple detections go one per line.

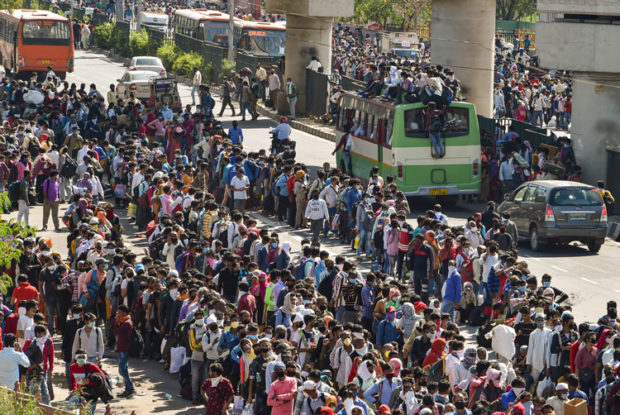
(549, 188), (603, 206)
(130, 72), (156, 81)
(135, 58), (161, 66)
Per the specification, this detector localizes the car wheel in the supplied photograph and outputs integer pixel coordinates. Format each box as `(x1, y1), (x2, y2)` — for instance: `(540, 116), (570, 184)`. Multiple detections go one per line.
(587, 241), (602, 253)
(530, 225), (544, 252)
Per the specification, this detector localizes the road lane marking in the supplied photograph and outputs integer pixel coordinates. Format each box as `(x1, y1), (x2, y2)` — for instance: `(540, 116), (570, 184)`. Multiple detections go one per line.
(614, 289), (620, 294)
(580, 277), (598, 285)
(551, 265), (568, 273)
(525, 257), (541, 262)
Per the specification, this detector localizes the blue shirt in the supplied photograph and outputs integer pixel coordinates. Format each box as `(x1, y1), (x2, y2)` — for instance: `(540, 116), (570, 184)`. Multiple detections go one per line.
(347, 188), (362, 216)
(363, 377), (402, 406)
(361, 284), (375, 319)
(501, 390), (518, 410)
(228, 127), (243, 145)
(376, 319), (399, 346)
(271, 123), (291, 140)
(443, 270), (462, 303)
(218, 329), (239, 352)
(568, 389), (588, 403)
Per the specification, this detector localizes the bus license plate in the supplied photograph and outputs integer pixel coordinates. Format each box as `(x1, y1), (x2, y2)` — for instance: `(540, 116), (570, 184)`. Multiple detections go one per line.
(429, 188), (448, 196)
(41, 60), (51, 65)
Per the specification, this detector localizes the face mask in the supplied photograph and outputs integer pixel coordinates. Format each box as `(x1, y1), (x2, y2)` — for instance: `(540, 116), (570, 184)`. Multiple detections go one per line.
(88, 321), (95, 328)
(456, 350), (465, 359)
(385, 374), (394, 381)
(537, 320), (545, 328)
(277, 333), (286, 339)
(427, 332), (434, 340)
(72, 314), (81, 320)
(387, 312), (396, 320)
(560, 393), (568, 400)
(247, 334), (258, 340)
(343, 338), (351, 347)
(169, 289), (178, 298)
(554, 325), (562, 332)
(263, 333), (272, 340)
(349, 278), (357, 284)
(230, 321), (239, 329)
(519, 286), (526, 292)
(195, 318), (204, 327)
(512, 387), (524, 397)
(271, 243), (277, 249)
(77, 358), (86, 366)
(543, 281), (551, 287)
(274, 371), (285, 379)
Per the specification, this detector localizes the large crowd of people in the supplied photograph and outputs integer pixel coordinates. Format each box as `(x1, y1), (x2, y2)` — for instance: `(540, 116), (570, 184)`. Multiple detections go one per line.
(0, 19), (618, 415)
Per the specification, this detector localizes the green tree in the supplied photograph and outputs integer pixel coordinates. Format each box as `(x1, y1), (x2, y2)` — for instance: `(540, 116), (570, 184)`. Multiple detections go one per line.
(496, 0), (537, 21)
(394, 0), (431, 31)
(354, 0), (396, 27)
(3, 0), (23, 10)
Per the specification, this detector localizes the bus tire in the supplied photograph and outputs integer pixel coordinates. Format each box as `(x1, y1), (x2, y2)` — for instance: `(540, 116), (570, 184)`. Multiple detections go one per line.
(58, 72), (66, 80)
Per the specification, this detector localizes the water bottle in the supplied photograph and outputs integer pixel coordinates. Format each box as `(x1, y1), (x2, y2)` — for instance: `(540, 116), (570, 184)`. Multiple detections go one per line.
(165, 393), (173, 400)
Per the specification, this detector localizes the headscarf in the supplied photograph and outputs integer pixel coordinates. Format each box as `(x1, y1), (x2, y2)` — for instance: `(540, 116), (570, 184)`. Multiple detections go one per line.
(348, 356), (362, 383)
(422, 338), (447, 368)
(357, 359), (375, 381)
(280, 292), (297, 314)
(462, 347), (477, 369)
(78, 198), (88, 216)
(596, 328), (612, 351)
(389, 357), (402, 377)
(484, 368), (502, 388)
(400, 302), (419, 340)
(281, 241), (291, 256)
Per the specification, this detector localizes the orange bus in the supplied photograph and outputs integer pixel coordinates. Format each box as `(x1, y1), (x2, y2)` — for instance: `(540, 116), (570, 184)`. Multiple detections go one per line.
(0, 9), (74, 79)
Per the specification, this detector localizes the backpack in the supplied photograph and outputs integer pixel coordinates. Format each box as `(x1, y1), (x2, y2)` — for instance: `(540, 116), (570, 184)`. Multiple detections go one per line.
(476, 324), (493, 348)
(80, 271), (99, 308)
(175, 251), (190, 274)
(428, 356), (447, 382)
(292, 257), (310, 280)
(83, 363), (114, 403)
(128, 327), (144, 358)
(362, 208), (375, 231)
(430, 112), (443, 132)
(61, 156), (78, 178)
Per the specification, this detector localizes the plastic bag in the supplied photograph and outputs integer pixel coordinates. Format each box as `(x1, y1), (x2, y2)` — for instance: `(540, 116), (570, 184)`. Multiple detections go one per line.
(169, 346), (187, 374)
(24, 90), (44, 105)
(536, 376), (553, 398)
(231, 396), (244, 415)
(242, 404), (254, 415)
(127, 202), (137, 217)
(160, 337), (167, 356)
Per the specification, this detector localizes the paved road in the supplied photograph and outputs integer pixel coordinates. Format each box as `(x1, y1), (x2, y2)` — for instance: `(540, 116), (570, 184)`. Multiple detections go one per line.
(68, 49), (620, 323)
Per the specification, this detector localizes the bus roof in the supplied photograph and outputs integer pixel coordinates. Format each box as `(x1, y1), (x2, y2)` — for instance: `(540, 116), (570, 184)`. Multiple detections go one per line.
(174, 9), (230, 22)
(234, 19), (285, 31)
(0, 9), (69, 21)
(340, 92), (474, 116)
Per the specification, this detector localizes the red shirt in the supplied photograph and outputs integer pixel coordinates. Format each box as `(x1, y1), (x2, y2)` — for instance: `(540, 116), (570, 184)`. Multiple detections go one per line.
(113, 318), (133, 353)
(201, 377), (234, 414)
(4, 313), (18, 335)
(70, 362), (106, 390)
(237, 293), (257, 322)
(13, 282), (39, 309)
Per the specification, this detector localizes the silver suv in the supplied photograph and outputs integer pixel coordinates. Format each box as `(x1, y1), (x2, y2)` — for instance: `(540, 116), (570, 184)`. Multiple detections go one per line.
(498, 180), (608, 253)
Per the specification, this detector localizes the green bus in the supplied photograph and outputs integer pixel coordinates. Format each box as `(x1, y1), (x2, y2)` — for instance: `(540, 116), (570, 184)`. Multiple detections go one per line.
(334, 93), (481, 197)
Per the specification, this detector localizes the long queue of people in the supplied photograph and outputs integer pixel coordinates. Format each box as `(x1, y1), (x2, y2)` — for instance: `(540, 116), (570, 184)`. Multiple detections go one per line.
(0, 68), (619, 415)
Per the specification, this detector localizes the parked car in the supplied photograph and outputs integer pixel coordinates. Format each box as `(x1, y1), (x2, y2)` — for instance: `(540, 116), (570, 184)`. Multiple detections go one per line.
(498, 180), (608, 253)
(128, 56), (167, 76)
(116, 70), (159, 100)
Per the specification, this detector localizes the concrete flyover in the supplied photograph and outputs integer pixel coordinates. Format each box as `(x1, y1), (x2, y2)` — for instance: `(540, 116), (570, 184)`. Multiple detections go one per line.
(430, 0), (496, 118)
(265, 0), (354, 115)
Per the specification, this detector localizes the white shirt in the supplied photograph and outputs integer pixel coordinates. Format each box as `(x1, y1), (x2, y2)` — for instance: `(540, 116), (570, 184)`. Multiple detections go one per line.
(0, 347), (30, 388)
(479, 253), (499, 283)
(17, 315), (34, 347)
(230, 175), (250, 200)
(305, 198), (329, 220)
(71, 326), (105, 360)
(131, 172), (144, 193)
(526, 327), (551, 370)
(492, 324), (516, 361)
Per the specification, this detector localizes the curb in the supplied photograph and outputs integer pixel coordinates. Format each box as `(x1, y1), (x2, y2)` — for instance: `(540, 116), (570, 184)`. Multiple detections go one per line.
(255, 105), (337, 143)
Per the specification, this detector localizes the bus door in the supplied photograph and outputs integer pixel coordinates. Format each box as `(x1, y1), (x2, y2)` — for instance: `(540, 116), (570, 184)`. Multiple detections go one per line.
(376, 117), (387, 173)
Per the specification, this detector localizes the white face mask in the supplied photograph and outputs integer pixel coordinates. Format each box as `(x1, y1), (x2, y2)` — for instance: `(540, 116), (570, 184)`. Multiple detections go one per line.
(18, 307), (26, 317)
(560, 393), (568, 400)
(456, 350), (465, 359)
(512, 387), (524, 397)
(169, 288), (178, 298)
(554, 325), (562, 332)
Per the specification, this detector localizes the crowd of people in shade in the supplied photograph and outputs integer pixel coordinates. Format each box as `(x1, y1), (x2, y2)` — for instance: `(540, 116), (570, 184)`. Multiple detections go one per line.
(0, 63), (619, 415)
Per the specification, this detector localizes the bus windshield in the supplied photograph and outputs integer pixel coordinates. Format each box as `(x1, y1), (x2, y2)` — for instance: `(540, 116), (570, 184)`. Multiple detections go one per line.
(404, 106), (470, 137)
(241, 29), (285, 56)
(204, 21), (229, 43)
(22, 20), (71, 45)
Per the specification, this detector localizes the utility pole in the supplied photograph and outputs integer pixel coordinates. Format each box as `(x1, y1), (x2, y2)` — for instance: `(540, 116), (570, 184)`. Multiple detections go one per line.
(227, 0), (234, 61)
(136, 0), (142, 31)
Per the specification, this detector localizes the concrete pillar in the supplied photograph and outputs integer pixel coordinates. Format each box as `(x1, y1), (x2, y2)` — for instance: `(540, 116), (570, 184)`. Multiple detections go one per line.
(278, 15), (333, 115)
(266, 0), (353, 116)
(431, 0), (495, 118)
(569, 72), (620, 184)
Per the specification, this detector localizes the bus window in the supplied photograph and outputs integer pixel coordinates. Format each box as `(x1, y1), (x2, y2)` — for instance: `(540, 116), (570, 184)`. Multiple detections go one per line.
(386, 119), (394, 147)
(404, 106), (470, 137)
(22, 20), (71, 45)
(369, 115), (378, 141)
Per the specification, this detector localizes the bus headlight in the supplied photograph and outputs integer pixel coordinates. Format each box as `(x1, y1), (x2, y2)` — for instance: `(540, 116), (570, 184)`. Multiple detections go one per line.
(17, 56), (25, 66)
(472, 159), (479, 178)
(67, 57), (74, 69)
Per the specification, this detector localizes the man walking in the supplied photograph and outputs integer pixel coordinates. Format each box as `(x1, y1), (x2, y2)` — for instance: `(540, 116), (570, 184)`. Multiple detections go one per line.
(218, 77), (236, 117)
(240, 81), (255, 121)
(113, 304), (136, 398)
(17, 170), (30, 226)
(230, 166), (250, 213)
(191, 66), (202, 106)
(42, 170), (60, 231)
(286, 77), (297, 120)
(305, 190), (330, 246)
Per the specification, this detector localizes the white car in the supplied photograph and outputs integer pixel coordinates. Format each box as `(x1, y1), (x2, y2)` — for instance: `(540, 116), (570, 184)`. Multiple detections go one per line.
(128, 56), (167, 76)
(116, 70), (159, 100)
